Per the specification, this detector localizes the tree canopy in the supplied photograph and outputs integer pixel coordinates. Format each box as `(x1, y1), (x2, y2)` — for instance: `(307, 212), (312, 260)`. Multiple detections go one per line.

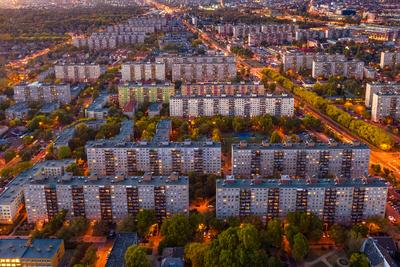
(125, 246), (150, 267)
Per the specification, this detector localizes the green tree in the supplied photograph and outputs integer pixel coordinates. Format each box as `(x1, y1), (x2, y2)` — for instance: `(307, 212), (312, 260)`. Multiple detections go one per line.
(80, 245), (98, 267)
(92, 220), (109, 236)
(125, 246), (150, 267)
(117, 215), (136, 233)
(349, 253), (369, 267)
(160, 214), (193, 247)
(267, 256), (283, 267)
(136, 210), (157, 238)
(269, 131), (282, 143)
(346, 229), (366, 254)
(205, 224), (268, 267)
(184, 242), (210, 267)
(22, 135), (34, 145)
(3, 149), (17, 163)
(265, 218), (283, 248)
(286, 212), (323, 245)
(292, 233), (309, 261)
(57, 146), (71, 159)
(232, 117), (246, 132)
(329, 224), (347, 245)
(66, 163), (83, 176)
(212, 128), (221, 142)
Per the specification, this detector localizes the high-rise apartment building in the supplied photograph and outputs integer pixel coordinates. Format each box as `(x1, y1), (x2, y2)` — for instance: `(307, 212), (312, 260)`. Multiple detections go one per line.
(216, 176), (388, 225)
(155, 55), (237, 82)
(312, 59), (364, 79)
(282, 52), (346, 72)
(232, 141), (370, 179)
(54, 63), (105, 83)
(179, 81), (265, 96)
(248, 32), (293, 46)
(118, 82), (175, 108)
(14, 82), (71, 104)
(85, 140), (221, 176)
(371, 91), (400, 122)
(365, 82), (400, 108)
(121, 62), (166, 82)
(0, 160), (74, 224)
(380, 51), (400, 68)
(24, 173), (189, 223)
(169, 94), (294, 118)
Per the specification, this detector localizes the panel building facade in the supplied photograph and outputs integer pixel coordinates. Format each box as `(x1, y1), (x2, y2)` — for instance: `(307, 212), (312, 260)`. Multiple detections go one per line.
(232, 142), (370, 179)
(169, 94), (294, 118)
(216, 177), (388, 225)
(282, 52), (346, 72)
(24, 173), (189, 223)
(14, 82), (71, 104)
(121, 62), (166, 82)
(312, 59), (365, 79)
(54, 63), (104, 83)
(118, 82), (175, 107)
(380, 51), (400, 68)
(85, 140), (221, 176)
(371, 91), (400, 122)
(155, 55), (237, 82)
(179, 81), (265, 96)
(365, 82), (400, 108)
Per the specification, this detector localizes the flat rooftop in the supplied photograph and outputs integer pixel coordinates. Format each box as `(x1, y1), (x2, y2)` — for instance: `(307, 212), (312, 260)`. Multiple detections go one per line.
(0, 160), (74, 205)
(27, 174), (189, 187)
(85, 140), (221, 149)
(170, 93), (292, 99)
(216, 177), (388, 189)
(0, 238), (63, 260)
(232, 142), (369, 150)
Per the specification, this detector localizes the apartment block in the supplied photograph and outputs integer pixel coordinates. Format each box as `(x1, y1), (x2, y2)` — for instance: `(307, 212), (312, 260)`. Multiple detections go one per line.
(282, 52), (346, 72)
(216, 176), (388, 225)
(127, 15), (168, 31)
(85, 140), (221, 176)
(54, 63), (104, 83)
(248, 32), (293, 46)
(217, 23), (297, 39)
(5, 102), (30, 120)
(312, 59), (364, 79)
(121, 62), (166, 82)
(24, 173), (188, 223)
(325, 27), (352, 40)
(14, 82), (71, 104)
(232, 141), (370, 179)
(0, 239), (65, 267)
(365, 82), (400, 107)
(261, 24), (298, 34)
(80, 32), (146, 51)
(85, 93), (109, 119)
(295, 29), (325, 41)
(107, 24), (156, 34)
(169, 94), (294, 118)
(0, 160), (73, 224)
(371, 91), (400, 122)
(380, 51), (400, 68)
(118, 82), (175, 108)
(179, 81), (265, 96)
(155, 55), (237, 82)
(215, 24), (234, 35)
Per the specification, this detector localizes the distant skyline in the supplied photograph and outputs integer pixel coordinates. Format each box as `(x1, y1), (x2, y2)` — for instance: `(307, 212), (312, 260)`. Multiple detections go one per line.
(0, 0), (139, 7)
